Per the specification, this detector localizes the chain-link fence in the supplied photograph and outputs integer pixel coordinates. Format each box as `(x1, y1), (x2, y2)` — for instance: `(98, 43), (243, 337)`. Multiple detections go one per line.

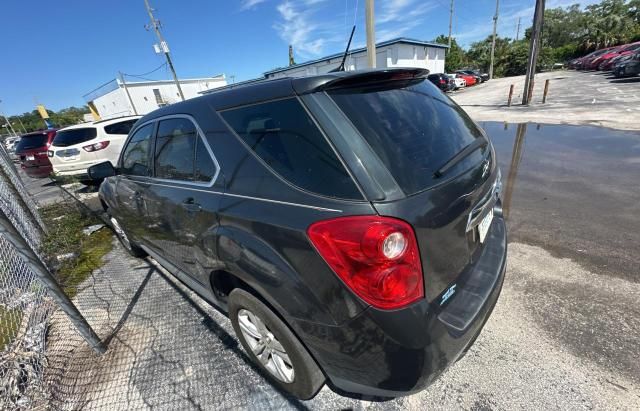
(0, 144), (52, 409)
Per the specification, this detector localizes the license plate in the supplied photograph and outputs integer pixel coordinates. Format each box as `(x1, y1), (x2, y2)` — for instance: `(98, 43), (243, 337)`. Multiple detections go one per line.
(478, 209), (494, 243)
(26, 155), (35, 161)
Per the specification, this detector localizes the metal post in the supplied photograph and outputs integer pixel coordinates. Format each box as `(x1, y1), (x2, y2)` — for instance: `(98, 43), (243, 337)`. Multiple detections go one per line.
(0, 214), (106, 354)
(515, 17), (521, 42)
(119, 72), (138, 115)
(522, 0), (545, 105)
(507, 84), (514, 106)
(365, 0), (376, 68)
(143, 0), (185, 101)
(489, 0), (500, 80)
(542, 79), (550, 103)
(448, 0), (454, 53)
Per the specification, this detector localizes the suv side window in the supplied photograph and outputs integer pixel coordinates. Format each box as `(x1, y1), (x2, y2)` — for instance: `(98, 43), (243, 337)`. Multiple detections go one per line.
(104, 119), (138, 135)
(121, 123), (153, 176)
(195, 137), (216, 182)
(221, 98), (361, 199)
(155, 118), (197, 181)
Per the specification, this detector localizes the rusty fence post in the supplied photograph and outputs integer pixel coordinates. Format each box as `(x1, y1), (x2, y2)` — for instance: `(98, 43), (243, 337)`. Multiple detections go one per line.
(507, 84), (514, 106)
(542, 79), (550, 103)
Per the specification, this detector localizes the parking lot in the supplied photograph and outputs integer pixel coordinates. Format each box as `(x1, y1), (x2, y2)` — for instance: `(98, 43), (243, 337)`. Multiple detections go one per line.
(22, 74), (640, 409)
(451, 70), (640, 131)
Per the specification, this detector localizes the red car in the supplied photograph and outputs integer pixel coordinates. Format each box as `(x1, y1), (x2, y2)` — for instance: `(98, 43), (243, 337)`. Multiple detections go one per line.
(599, 42), (640, 71)
(586, 46), (621, 70)
(454, 72), (477, 86)
(15, 129), (57, 178)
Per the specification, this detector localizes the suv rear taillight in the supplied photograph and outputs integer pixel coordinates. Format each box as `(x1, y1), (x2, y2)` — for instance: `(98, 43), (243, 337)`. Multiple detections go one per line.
(83, 141), (110, 152)
(307, 216), (424, 310)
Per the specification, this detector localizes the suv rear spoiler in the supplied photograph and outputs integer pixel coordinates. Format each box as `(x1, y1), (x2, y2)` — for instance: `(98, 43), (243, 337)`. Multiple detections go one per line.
(292, 68), (430, 94)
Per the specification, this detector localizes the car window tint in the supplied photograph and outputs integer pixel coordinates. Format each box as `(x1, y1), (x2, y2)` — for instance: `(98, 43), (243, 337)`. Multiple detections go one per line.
(155, 118), (196, 181)
(104, 119), (138, 135)
(329, 78), (486, 195)
(52, 128), (97, 147)
(221, 98), (361, 199)
(195, 137), (216, 182)
(15, 134), (48, 151)
(121, 123), (153, 176)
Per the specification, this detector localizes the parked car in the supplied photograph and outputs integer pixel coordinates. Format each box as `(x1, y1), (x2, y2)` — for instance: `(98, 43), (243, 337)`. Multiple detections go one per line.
(49, 116), (140, 184)
(459, 69), (489, 82)
(90, 68), (507, 400)
(447, 74), (467, 89)
(4, 136), (20, 151)
(598, 41), (640, 71)
(427, 73), (454, 91)
(587, 46), (623, 70)
(454, 72), (477, 86)
(14, 129), (57, 178)
(614, 52), (640, 78)
(571, 47), (613, 70)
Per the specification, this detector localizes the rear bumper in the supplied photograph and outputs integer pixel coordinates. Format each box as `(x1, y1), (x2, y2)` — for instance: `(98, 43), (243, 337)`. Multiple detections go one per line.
(295, 215), (507, 397)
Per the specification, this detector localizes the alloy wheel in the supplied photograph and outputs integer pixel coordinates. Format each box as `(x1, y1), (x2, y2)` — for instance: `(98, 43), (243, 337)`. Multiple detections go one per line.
(238, 308), (295, 383)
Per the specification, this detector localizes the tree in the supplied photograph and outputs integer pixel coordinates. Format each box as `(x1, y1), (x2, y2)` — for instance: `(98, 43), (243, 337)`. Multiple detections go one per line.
(433, 34), (466, 72)
(6, 106), (90, 134)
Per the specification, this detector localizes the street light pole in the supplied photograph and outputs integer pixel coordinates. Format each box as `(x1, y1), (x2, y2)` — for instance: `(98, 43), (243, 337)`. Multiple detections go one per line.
(448, 0), (454, 53)
(489, 0), (500, 80)
(0, 100), (18, 136)
(365, 0), (376, 68)
(143, 0), (185, 102)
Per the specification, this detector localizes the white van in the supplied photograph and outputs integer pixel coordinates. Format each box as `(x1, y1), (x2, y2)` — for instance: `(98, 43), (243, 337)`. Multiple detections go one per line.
(49, 116), (140, 184)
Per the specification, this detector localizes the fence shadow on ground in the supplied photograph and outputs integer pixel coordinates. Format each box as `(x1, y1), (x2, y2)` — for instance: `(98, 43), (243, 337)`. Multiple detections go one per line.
(43, 240), (318, 410)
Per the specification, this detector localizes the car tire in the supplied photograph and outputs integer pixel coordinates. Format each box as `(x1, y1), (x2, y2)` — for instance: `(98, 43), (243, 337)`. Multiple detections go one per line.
(229, 288), (325, 400)
(109, 215), (146, 258)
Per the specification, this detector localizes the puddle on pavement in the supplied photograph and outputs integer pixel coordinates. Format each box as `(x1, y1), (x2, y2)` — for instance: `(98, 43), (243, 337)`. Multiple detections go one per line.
(480, 122), (640, 280)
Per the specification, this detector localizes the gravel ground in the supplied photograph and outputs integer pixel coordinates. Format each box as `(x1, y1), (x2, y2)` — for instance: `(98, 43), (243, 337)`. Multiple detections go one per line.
(451, 70), (640, 131)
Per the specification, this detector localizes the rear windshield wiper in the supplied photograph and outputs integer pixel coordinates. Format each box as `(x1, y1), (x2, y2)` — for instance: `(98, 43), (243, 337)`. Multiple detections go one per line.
(434, 137), (488, 178)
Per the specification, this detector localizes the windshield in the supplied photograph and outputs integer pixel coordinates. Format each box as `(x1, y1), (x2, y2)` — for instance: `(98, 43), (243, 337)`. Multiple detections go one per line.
(16, 134), (48, 151)
(328, 78), (487, 195)
(53, 128), (97, 147)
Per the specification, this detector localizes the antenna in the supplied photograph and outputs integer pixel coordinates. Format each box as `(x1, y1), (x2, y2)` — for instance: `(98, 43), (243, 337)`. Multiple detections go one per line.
(331, 25), (356, 73)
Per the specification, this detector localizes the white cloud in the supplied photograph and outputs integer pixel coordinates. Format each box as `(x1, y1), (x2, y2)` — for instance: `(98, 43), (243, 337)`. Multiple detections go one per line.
(240, 0), (267, 11)
(273, 0), (334, 57)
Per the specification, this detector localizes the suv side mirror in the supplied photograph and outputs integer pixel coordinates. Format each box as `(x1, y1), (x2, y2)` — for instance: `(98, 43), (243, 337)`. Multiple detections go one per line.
(87, 161), (116, 180)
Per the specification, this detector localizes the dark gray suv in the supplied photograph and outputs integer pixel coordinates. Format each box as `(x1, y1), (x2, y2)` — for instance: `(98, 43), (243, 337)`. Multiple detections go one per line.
(90, 68), (507, 400)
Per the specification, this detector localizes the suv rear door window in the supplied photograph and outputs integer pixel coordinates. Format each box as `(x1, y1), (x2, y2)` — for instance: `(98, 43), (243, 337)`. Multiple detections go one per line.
(328, 79), (486, 195)
(104, 119), (138, 135)
(15, 134), (48, 151)
(195, 137), (216, 183)
(53, 128), (97, 147)
(221, 98), (361, 199)
(121, 123), (154, 176)
(155, 118), (197, 181)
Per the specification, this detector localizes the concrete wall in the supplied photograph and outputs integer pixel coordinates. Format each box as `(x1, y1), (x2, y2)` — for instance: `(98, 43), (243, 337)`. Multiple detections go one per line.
(91, 77), (227, 119)
(266, 43), (446, 79)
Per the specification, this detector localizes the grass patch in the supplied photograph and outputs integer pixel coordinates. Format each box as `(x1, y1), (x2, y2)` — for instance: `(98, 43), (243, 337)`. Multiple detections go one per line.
(40, 203), (113, 298)
(0, 306), (22, 351)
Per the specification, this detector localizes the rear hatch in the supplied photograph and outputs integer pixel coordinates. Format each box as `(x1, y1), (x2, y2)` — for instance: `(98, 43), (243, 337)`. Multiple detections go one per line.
(50, 127), (98, 171)
(327, 76), (498, 302)
(15, 132), (52, 168)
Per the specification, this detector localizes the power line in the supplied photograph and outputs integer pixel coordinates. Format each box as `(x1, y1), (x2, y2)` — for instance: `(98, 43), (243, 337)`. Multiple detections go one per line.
(121, 62), (167, 78)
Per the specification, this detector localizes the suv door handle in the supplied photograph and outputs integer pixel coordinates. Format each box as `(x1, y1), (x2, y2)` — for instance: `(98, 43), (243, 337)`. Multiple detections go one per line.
(181, 197), (202, 213)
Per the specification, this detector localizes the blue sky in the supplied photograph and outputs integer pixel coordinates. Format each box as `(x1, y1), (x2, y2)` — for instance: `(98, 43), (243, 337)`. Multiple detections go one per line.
(0, 0), (597, 115)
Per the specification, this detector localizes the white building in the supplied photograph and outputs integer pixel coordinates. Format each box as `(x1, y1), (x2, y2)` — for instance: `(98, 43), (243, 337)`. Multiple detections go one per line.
(84, 75), (227, 120)
(264, 38), (447, 79)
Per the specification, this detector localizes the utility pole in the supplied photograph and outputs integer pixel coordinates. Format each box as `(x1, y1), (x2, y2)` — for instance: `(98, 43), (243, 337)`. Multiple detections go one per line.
(448, 0), (454, 53)
(118, 72), (138, 115)
(15, 117), (27, 134)
(515, 17), (521, 41)
(522, 0), (545, 105)
(365, 0), (376, 68)
(489, 0), (500, 80)
(143, 0), (185, 101)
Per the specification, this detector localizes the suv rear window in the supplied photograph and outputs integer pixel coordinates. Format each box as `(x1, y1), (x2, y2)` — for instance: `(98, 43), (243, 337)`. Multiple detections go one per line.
(53, 128), (97, 147)
(15, 134), (48, 151)
(221, 98), (361, 199)
(329, 79), (486, 195)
